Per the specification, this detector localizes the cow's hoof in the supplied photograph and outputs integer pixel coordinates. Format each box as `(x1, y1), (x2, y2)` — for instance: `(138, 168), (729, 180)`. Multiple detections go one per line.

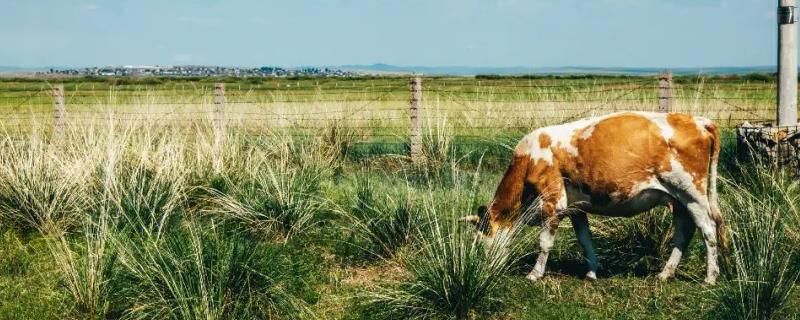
(526, 272), (542, 282)
(656, 272), (672, 282)
(703, 277), (717, 285)
(585, 271), (597, 280)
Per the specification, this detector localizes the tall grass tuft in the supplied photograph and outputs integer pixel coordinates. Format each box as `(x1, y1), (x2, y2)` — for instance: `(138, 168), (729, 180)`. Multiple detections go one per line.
(44, 204), (116, 319)
(105, 161), (188, 239)
(204, 154), (328, 242)
(338, 176), (418, 260)
(0, 138), (92, 233)
(364, 196), (530, 319)
(715, 165), (800, 320)
(114, 222), (313, 320)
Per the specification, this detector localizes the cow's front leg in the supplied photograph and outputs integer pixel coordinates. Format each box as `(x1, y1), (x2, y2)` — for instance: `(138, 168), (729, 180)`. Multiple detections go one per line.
(570, 212), (599, 280)
(526, 219), (560, 281)
(526, 197), (564, 281)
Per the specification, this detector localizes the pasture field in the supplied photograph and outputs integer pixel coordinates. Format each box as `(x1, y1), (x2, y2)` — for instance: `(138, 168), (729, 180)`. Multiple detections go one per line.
(0, 75), (798, 319)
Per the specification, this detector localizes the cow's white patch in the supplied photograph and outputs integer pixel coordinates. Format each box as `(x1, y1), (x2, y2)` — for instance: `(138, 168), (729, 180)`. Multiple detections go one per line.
(530, 134), (554, 165)
(580, 124), (596, 140)
(646, 113), (674, 141)
(629, 176), (665, 196)
(556, 188), (568, 210)
(528, 226), (557, 281)
(542, 119), (591, 157)
(694, 116), (712, 134)
(663, 157), (701, 195)
(514, 134), (534, 156)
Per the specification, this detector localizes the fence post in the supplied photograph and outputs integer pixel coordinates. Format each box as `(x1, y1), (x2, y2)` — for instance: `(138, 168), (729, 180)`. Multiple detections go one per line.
(214, 83), (225, 132)
(658, 71), (673, 113)
(778, 0), (798, 126)
(409, 76), (423, 162)
(213, 83), (225, 172)
(53, 84), (65, 135)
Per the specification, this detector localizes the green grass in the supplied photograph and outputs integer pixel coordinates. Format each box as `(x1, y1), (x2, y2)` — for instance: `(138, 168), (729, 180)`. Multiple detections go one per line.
(0, 76), (797, 319)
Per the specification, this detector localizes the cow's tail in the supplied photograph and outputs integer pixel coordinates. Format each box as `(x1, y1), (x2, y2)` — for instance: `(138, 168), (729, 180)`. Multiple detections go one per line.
(704, 121), (728, 255)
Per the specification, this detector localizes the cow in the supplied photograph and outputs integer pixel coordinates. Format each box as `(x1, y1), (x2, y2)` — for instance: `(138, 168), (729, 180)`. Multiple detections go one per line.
(463, 111), (727, 285)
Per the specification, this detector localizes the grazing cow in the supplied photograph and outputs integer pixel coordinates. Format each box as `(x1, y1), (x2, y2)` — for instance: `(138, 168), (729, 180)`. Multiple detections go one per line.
(463, 111), (727, 284)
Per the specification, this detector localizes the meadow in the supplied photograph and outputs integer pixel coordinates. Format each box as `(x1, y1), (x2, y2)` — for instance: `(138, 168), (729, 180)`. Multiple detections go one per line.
(0, 75), (797, 319)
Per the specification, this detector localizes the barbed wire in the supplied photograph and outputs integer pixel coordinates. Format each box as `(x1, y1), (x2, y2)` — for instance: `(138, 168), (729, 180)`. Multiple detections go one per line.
(0, 78), (783, 143)
(680, 85), (766, 120)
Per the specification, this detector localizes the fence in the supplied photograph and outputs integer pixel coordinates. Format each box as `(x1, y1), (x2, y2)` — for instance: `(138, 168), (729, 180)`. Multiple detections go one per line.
(0, 72), (792, 162)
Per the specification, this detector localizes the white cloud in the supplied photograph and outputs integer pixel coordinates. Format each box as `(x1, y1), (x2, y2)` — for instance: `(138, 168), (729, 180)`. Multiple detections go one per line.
(85, 4), (99, 11)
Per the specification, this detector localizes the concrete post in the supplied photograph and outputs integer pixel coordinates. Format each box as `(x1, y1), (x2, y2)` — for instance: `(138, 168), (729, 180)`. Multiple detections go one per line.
(778, 0), (798, 126)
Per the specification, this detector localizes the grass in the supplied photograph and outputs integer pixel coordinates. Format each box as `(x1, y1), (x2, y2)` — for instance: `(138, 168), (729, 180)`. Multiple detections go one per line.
(0, 76), (797, 319)
(113, 222), (315, 320)
(360, 194), (532, 320)
(713, 165), (800, 320)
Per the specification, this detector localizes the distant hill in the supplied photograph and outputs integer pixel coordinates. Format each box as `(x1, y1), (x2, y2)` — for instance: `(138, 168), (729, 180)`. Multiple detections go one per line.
(335, 64), (778, 76)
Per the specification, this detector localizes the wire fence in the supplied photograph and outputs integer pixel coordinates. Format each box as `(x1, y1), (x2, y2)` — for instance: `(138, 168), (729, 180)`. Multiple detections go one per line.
(0, 75), (793, 155)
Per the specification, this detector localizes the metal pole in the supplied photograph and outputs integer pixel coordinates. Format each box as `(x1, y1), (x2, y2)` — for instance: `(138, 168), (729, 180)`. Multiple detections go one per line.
(778, 0), (798, 126)
(658, 71), (673, 113)
(53, 84), (65, 135)
(409, 76), (423, 162)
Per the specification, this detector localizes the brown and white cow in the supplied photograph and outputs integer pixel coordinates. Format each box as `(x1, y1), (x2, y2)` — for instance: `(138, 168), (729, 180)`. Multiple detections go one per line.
(464, 111), (727, 284)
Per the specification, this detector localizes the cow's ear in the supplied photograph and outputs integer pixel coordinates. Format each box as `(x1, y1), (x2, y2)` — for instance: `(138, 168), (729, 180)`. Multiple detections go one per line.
(477, 205), (488, 217)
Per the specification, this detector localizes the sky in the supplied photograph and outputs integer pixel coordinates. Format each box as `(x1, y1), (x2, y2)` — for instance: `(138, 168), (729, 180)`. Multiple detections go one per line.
(0, 0), (781, 68)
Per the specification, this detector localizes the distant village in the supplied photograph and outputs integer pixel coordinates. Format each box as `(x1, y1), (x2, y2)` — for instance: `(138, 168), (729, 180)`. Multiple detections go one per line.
(44, 65), (360, 77)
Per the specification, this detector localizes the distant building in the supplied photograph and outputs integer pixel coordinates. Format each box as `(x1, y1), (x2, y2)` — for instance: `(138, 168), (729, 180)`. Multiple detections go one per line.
(48, 65), (360, 78)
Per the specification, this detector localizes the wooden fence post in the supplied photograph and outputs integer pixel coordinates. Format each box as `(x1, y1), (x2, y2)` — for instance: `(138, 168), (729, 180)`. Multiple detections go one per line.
(409, 76), (423, 162)
(213, 83), (225, 172)
(53, 84), (65, 135)
(658, 71), (673, 113)
(214, 83), (225, 132)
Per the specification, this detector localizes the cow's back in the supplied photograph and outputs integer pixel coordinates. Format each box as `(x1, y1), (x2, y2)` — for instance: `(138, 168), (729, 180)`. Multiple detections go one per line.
(542, 112), (715, 199)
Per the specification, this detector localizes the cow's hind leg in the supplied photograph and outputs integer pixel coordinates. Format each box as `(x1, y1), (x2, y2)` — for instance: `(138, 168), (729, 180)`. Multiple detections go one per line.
(668, 192), (719, 284)
(657, 203), (696, 281)
(688, 200), (720, 284)
(570, 212), (599, 280)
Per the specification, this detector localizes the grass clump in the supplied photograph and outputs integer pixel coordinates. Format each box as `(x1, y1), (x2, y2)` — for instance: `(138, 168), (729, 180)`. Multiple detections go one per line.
(715, 165), (800, 320)
(205, 159), (328, 242)
(44, 207), (116, 319)
(338, 175), (418, 260)
(0, 140), (92, 233)
(363, 197), (529, 319)
(106, 160), (188, 239)
(114, 222), (314, 320)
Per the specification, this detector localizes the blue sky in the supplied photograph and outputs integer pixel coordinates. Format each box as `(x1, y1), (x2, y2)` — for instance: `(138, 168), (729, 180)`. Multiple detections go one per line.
(0, 0), (778, 68)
